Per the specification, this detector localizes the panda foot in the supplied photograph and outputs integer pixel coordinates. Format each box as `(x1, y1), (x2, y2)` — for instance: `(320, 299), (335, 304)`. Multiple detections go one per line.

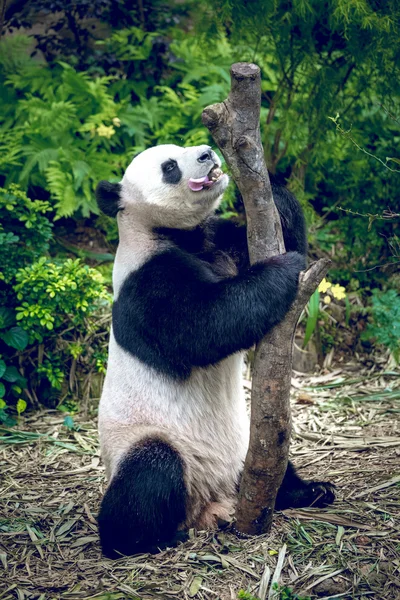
(195, 500), (234, 530)
(276, 480), (336, 510)
(147, 529), (189, 554)
(275, 461), (336, 510)
(304, 480), (336, 508)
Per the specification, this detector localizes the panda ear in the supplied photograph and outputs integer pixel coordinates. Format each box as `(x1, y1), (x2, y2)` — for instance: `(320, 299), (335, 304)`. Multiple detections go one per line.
(96, 181), (122, 218)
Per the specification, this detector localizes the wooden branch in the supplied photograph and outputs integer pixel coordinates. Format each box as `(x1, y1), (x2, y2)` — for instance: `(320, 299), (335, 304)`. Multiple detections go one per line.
(202, 63), (330, 536)
(0, 0), (7, 38)
(202, 63), (285, 263)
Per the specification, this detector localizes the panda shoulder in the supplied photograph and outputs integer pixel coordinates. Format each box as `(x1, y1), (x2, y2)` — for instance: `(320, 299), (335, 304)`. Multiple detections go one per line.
(120, 247), (215, 299)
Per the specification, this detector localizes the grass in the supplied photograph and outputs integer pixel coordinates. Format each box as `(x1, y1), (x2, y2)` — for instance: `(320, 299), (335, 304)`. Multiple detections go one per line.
(1, 361), (400, 599)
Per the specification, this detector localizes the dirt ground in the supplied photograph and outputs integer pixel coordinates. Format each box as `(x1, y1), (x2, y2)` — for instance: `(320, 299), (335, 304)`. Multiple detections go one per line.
(1, 362), (400, 600)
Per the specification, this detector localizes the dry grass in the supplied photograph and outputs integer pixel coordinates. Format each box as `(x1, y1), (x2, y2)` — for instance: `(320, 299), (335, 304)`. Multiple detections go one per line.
(1, 361), (400, 600)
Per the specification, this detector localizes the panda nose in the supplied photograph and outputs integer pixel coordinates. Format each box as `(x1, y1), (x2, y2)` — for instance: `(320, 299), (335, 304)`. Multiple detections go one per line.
(198, 149), (212, 163)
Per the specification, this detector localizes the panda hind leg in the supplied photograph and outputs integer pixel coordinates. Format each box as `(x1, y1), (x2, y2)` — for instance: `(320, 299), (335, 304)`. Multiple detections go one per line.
(196, 499), (235, 530)
(98, 438), (187, 558)
(275, 461), (336, 510)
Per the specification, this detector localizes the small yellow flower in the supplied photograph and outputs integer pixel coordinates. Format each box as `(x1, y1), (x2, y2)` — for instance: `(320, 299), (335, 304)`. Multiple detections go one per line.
(318, 278), (332, 293)
(331, 284), (346, 301)
(96, 124), (116, 139)
(112, 117), (121, 127)
(324, 295), (331, 304)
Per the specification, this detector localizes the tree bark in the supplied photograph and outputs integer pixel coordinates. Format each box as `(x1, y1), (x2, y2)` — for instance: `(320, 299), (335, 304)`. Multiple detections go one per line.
(202, 62), (330, 536)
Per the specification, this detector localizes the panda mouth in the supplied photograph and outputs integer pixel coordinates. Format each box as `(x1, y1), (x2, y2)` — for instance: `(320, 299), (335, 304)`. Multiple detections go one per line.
(188, 165), (224, 192)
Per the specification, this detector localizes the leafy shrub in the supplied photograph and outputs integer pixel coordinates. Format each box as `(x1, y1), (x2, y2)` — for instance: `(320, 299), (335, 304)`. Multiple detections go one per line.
(14, 257), (110, 343)
(365, 290), (400, 362)
(0, 185), (111, 422)
(0, 185), (47, 422)
(0, 306), (28, 427)
(0, 184), (52, 293)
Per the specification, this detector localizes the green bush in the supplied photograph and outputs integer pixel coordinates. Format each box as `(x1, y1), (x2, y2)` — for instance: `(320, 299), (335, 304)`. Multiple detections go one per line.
(0, 185), (111, 422)
(0, 306), (28, 426)
(0, 184), (52, 292)
(365, 290), (400, 362)
(14, 257), (110, 343)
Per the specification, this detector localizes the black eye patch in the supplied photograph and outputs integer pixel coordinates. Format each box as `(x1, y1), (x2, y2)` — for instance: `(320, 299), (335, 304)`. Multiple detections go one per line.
(161, 159), (182, 184)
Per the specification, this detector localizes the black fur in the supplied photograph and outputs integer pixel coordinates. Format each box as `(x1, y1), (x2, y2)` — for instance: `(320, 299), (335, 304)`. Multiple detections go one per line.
(161, 159), (182, 184)
(269, 177), (308, 256)
(156, 178), (307, 271)
(113, 248), (306, 379)
(113, 177), (308, 379)
(96, 181), (122, 217)
(275, 461), (336, 510)
(98, 438), (187, 558)
(100, 172), (334, 559)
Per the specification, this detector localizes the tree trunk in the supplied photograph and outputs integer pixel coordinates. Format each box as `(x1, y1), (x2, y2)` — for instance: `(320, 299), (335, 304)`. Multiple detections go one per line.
(202, 62), (330, 536)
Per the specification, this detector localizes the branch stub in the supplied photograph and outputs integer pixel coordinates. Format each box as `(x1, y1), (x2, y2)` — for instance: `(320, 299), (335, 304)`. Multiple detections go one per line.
(231, 62), (260, 80)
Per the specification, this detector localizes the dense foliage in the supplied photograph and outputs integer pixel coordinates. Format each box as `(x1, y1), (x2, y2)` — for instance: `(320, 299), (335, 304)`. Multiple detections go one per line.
(0, 185), (110, 422)
(0, 0), (399, 418)
(366, 290), (400, 363)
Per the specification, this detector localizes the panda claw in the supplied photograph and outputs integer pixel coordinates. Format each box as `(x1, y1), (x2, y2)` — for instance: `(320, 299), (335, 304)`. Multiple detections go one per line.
(308, 481), (336, 507)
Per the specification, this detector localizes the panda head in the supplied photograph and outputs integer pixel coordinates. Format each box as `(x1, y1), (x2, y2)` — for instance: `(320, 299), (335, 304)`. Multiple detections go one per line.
(96, 144), (229, 230)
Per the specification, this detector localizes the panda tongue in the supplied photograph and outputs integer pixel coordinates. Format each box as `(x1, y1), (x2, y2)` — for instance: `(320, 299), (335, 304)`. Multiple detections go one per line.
(188, 175), (213, 191)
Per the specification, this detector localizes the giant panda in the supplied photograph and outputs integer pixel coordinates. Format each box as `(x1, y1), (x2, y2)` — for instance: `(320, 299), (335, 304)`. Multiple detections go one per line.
(95, 144), (335, 558)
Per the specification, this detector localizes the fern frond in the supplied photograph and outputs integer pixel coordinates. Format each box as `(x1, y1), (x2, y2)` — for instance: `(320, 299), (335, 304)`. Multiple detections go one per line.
(17, 99), (77, 136)
(45, 162), (77, 217)
(0, 36), (33, 74)
(19, 148), (60, 183)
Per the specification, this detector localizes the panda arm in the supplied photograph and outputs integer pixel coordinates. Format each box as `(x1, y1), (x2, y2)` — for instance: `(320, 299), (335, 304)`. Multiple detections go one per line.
(270, 180), (308, 255)
(112, 248), (305, 379)
(208, 218), (250, 271)
(211, 181), (307, 265)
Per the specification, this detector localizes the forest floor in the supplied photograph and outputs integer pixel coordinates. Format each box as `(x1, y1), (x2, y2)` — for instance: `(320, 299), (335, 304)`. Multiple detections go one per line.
(1, 360), (400, 600)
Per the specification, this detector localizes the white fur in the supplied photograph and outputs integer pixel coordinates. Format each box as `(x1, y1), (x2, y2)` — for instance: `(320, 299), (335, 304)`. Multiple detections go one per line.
(99, 335), (249, 524)
(119, 144), (229, 230)
(99, 144), (248, 527)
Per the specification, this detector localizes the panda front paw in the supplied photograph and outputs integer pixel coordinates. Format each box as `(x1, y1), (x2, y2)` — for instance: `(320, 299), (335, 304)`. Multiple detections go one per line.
(266, 251), (307, 276)
(305, 480), (336, 507)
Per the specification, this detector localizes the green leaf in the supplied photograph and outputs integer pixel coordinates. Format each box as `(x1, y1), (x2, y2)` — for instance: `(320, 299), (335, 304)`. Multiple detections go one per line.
(0, 326), (29, 351)
(2, 366), (19, 382)
(16, 399), (27, 415)
(0, 408), (16, 427)
(0, 382), (5, 398)
(336, 525), (345, 546)
(63, 415), (75, 430)
(0, 307), (15, 329)
(188, 576), (203, 597)
(0, 360), (6, 379)
(303, 289), (320, 348)
(3, 366), (25, 384)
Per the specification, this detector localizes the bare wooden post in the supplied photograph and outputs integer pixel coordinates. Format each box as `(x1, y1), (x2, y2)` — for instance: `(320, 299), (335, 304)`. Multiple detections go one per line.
(202, 63), (330, 535)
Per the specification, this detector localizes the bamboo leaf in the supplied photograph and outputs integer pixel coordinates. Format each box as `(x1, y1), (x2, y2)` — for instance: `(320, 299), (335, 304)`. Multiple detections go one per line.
(303, 289), (320, 348)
